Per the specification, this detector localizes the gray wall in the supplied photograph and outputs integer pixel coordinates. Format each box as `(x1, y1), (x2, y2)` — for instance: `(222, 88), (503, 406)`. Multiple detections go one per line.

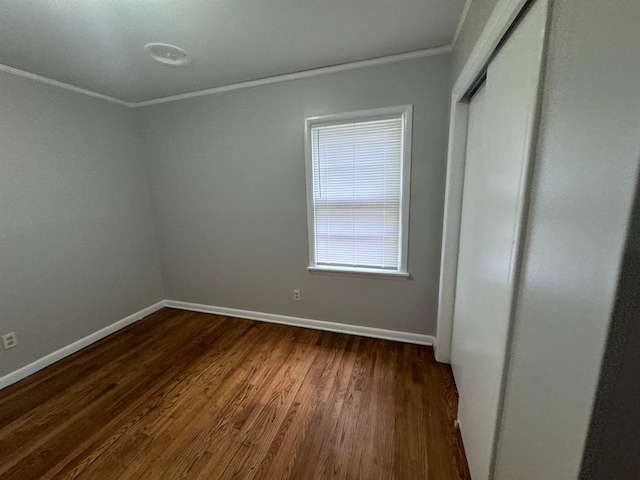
(581, 172), (640, 480)
(452, 0), (500, 80)
(138, 54), (451, 335)
(0, 72), (164, 377)
(490, 1), (640, 478)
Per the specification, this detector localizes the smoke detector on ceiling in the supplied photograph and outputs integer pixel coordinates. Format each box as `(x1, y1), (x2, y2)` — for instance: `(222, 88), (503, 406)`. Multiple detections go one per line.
(144, 43), (191, 66)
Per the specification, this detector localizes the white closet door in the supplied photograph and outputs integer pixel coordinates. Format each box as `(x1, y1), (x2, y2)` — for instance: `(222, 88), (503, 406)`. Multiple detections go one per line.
(450, 2), (547, 479)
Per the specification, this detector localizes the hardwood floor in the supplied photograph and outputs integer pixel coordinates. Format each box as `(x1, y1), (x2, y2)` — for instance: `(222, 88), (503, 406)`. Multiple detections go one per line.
(0, 308), (470, 479)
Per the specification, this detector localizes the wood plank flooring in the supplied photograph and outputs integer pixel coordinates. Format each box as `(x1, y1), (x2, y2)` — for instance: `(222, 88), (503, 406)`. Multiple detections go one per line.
(0, 308), (470, 479)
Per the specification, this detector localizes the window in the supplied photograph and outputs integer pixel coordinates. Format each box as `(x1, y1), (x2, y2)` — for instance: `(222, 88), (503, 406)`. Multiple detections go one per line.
(305, 105), (412, 278)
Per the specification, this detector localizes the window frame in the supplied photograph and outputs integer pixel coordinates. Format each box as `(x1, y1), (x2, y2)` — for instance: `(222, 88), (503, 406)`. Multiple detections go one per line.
(304, 105), (413, 279)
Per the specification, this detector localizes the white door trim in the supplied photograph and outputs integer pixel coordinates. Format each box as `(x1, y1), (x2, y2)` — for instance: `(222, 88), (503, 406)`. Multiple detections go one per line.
(435, 0), (548, 363)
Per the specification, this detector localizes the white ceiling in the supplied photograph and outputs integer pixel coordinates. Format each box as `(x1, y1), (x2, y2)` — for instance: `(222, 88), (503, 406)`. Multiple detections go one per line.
(0, 0), (466, 103)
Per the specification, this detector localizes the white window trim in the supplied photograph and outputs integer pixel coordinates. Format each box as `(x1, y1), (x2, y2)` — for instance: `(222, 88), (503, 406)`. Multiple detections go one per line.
(304, 105), (413, 278)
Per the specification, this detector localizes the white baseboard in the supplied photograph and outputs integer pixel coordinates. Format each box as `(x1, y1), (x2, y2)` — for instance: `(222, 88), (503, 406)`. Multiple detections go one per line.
(0, 300), (166, 391)
(0, 299), (435, 391)
(165, 300), (436, 346)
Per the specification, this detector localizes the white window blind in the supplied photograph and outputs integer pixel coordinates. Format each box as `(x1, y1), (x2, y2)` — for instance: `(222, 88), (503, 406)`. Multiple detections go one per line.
(306, 107), (411, 275)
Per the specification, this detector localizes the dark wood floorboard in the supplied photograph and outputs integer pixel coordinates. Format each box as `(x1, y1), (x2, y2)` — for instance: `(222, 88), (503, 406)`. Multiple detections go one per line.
(0, 308), (470, 479)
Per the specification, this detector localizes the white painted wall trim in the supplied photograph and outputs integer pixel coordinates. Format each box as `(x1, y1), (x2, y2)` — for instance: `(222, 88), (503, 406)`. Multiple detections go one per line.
(452, 0), (474, 48)
(0, 301), (166, 391)
(0, 298), (435, 391)
(0, 45), (452, 109)
(132, 46), (452, 108)
(453, 0), (529, 102)
(0, 64), (134, 108)
(436, 0), (537, 363)
(165, 300), (435, 346)
(304, 105), (413, 278)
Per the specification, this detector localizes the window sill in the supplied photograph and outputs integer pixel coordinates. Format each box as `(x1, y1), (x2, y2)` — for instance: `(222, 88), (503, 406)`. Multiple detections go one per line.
(307, 266), (410, 280)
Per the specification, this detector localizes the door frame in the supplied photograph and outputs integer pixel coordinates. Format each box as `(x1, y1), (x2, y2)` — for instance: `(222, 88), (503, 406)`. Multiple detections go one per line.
(435, 0), (550, 363)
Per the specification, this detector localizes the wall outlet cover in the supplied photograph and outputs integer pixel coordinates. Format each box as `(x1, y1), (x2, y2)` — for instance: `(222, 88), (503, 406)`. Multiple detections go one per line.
(2, 332), (18, 350)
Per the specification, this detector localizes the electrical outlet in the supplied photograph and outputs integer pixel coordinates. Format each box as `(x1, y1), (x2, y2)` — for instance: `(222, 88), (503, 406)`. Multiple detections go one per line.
(293, 289), (301, 301)
(2, 332), (17, 350)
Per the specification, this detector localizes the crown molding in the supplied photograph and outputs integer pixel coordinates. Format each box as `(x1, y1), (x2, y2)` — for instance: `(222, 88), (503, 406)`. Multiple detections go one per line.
(0, 63), (135, 107)
(0, 45), (452, 109)
(131, 45), (453, 108)
(452, 0), (474, 47)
